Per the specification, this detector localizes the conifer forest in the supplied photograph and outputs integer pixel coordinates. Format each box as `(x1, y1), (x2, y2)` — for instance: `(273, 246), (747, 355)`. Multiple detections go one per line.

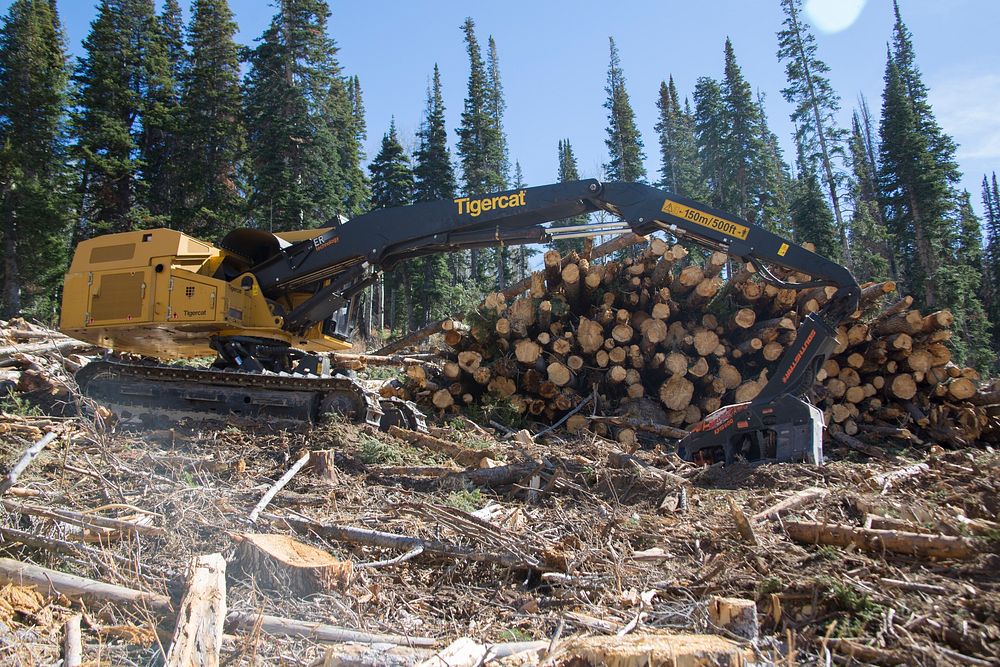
(0, 1), (999, 665)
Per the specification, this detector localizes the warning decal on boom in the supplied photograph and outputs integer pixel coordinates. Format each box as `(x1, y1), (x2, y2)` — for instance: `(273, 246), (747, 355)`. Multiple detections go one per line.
(661, 199), (750, 240)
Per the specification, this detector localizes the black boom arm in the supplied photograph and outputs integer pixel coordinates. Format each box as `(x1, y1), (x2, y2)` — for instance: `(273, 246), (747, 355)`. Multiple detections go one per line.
(246, 179), (859, 405)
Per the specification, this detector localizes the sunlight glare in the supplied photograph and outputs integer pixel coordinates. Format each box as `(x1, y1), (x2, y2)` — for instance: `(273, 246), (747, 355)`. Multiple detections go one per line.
(804, 0), (866, 33)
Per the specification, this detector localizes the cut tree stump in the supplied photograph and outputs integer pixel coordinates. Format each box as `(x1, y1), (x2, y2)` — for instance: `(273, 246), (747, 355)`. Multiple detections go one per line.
(306, 449), (339, 483)
(708, 596), (759, 641)
(233, 534), (353, 596)
(165, 553), (227, 667)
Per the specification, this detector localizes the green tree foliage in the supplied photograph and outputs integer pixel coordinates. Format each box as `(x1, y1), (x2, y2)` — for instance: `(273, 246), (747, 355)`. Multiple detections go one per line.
(244, 0), (364, 230)
(937, 192), (994, 370)
(603, 37), (645, 183)
(0, 0), (71, 318)
(878, 2), (991, 368)
(755, 92), (794, 236)
(550, 138), (587, 255)
(879, 32), (958, 308)
(456, 17), (506, 288)
(846, 107), (891, 281)
(159, 0), (185, 82)
(693, 76), (726, 211)
(654, 76), (706, 200)
(368, 120), (415, 333)
(719, 38), (764, 222)
(777, 0), (851, 266)
(982, 173), (1000, 357)
(178, 0), (246, 238)
(412, 64), (458, 325)
(72, 0), (173, 237)
(790, 138), (837, 257)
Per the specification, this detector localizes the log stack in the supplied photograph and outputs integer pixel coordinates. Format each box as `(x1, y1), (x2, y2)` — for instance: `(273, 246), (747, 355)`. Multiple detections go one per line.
(382, 239), (998, 448)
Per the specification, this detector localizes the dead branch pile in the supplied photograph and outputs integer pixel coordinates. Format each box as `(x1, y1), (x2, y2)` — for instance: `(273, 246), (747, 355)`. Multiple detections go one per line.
(383, 239), (999, 449)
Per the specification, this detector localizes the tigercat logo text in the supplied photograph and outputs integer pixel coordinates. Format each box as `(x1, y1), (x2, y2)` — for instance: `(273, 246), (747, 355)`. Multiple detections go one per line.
(661, 199), (750, 240)
(455, 191), (526, 217)
(184, 309), (207, 317)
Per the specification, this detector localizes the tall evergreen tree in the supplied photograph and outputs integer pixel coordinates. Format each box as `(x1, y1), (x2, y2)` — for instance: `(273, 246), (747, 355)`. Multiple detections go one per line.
(693, 76), (726, 210)
(879, 57), (952, 306)
(846, 108), (891, 281)
(937, 192), (994, 370)
(603, 37), (645, 183)
(244, 0), (362, 230)
(178, 0), (245, 238)
(790, 135), (837, 257)
(0, 0), (71, 318)
(368, 120), (414, 333)
(981, 173), (1000, 356)
(551, 138), (587, 255)
(484, 35), (513, 288)
(755, 92), (793, 235)
(413, 64), (457, 324)
(456, 17), (505, 287)
(159, 0), (185, 82)
(777, 0), (851, 267)
(139, 1), (181, 221)
(719, 38), (764, 222)
(655, 77), (706, 200)
(72, 0), (175, 237)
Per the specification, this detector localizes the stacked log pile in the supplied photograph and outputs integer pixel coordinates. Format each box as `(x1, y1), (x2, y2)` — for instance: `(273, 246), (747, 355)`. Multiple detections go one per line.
(384, 237), (999, 448)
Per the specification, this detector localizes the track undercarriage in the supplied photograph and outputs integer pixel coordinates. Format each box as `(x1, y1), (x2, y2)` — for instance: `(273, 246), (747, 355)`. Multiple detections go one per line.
(75, 336), (426, 432)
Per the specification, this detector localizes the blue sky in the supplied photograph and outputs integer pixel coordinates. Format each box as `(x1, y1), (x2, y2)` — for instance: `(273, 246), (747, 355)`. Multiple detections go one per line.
(12, 0), (1000, 217)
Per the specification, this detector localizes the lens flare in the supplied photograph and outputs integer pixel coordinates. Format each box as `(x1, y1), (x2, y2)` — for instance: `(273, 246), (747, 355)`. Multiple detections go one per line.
(804, 0), (866, 33)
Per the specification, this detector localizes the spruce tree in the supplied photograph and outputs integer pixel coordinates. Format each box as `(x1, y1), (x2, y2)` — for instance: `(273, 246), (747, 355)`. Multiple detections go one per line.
(846, 110), (891, 281)
(790, 138), (837, 257)
(551, 139), (587, 255)
(0, 0), (71, 318)
(937, 192), (994, 370)
(179, 0), (246, 238)
(603, 37), (645, 183)
(981, 173), (1000, 356)
(456, 17), (505, 287)
(72, 0), (171, 237)
(140, 1), (181, 221)
(719, 38), (764, 222)
(693, 76), (726, 210)
(413, 65), (457, 324)
(368, 120), (414, 333)
(777, 0), (851, 266)
(485, 35), (513, 288)
(755, 92), (793, 236)
(244, 0), (360, 230)
(655, 77), (706, 200)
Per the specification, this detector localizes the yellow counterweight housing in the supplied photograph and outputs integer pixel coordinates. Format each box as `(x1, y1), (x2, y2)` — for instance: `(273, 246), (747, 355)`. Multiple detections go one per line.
(59, 228), (352, 359)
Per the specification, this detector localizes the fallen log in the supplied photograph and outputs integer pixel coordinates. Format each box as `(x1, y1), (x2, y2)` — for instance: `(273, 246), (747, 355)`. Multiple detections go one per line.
(751, 487), (828, 522)
(260, 513), (553, 572)
(374, 318), (459, 355)
(0, 339), (92, 365)
(782, 520), (977, 559)
(0, 557), (173, 612)
(388, 426), (494, 466)
(165, 553), (227, 667)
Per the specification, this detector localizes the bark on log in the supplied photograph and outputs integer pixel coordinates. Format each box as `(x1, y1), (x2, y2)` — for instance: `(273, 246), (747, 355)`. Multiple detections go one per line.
(165, 553), (227, 667)
(783, 520), (977, 559)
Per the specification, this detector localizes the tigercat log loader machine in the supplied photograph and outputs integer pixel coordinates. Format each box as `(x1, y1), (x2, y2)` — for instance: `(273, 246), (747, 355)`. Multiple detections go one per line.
(60, 180), (859, 464)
